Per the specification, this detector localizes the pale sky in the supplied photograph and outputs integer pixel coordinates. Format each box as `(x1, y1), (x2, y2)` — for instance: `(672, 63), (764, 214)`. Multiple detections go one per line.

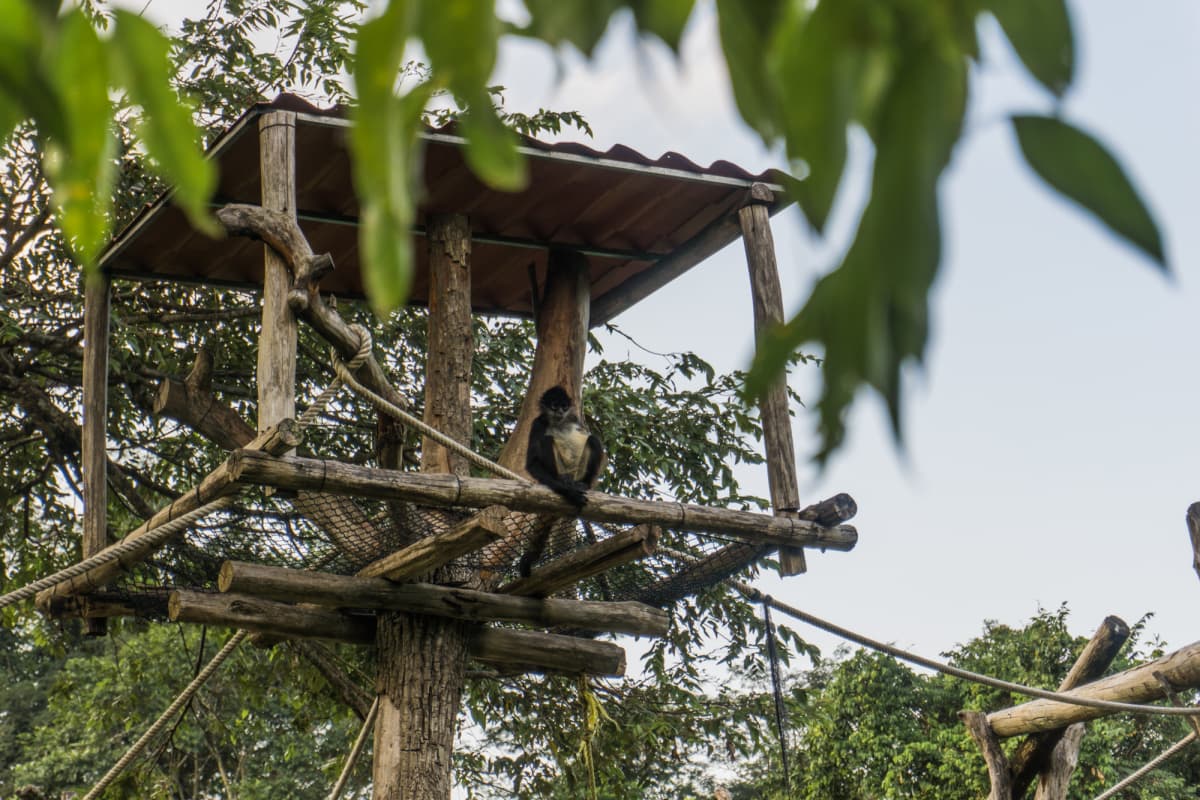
(490, 0), (1200, 662)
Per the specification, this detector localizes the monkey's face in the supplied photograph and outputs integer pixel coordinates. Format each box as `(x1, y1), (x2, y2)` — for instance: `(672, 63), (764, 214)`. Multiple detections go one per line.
(541, 396), (571, 424)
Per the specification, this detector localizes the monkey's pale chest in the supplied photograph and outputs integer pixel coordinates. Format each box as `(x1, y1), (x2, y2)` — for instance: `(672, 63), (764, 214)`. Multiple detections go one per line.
(551, 422), (590, 480)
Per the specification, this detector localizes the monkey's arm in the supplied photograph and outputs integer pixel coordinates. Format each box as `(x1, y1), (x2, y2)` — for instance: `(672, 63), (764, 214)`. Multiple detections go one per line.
(581, 433), (607, 489)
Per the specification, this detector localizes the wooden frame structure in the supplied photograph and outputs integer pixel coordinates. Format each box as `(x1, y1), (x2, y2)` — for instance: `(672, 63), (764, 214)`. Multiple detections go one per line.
(61, 95), (862, 798)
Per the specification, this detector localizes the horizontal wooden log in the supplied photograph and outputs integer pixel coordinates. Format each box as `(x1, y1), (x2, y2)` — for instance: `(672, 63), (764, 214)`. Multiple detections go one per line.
(639, 493), (860, 606)
(218, 561), (669, 637)
(469, 627), (625, 676)
(170, 589), (375, 644)
(169, 590), (625, 675)
(227, 451), (858, 552)
(498, 524), (659, 597)
(987, 640), (1200, 737)
(355, 508), (508, 581)
(34, 421), (300, 612)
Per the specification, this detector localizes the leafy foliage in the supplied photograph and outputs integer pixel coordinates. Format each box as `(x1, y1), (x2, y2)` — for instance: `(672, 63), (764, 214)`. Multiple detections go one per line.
(727, 606), (1200, 799)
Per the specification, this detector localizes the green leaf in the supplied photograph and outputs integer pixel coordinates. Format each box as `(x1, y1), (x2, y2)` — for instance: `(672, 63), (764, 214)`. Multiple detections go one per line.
(351, 4), (428, 314)
(767, 1), (862, 233)
(0, 0), (61, 136)
(714, 0), (786, 142)
(47, 9), (114, 266)
(523, 0), (622, 56)
(1012, 114), (1165, 269)
(110, 10), (216, 236)
(631, 0), (695, 52)
(749, 47), (966, 463)
(988, 0), (1074, 97)
(417, 0), (525, 190)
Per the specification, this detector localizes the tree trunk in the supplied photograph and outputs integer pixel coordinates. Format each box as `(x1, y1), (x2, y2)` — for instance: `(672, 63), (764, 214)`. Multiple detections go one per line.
(373, 213), (473, 799)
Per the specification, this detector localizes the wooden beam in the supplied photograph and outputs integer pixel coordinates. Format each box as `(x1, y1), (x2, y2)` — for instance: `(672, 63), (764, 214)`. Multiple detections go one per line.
(987, 640), (1200, 738)
(739, 184), (806, 576)
(498, 524), (659, 597)
(355, 509), (508, 581)
(170, 589), (375, 643)
(227, 451), (859, 552)
(1008, 615), (1130, 796)
(590, 212), (744, 326)
(469, 626), (625, 676)
(961, 710), (1014, 800)
(81, 272), (111, 636)
(35, 421), (300, 611)
(640, 493), (858, 606)
(168, 590), (626, 676)
(257, 111), (299, 435)
(1035, 723), (1084, 800)
(218, 561), (669, 637)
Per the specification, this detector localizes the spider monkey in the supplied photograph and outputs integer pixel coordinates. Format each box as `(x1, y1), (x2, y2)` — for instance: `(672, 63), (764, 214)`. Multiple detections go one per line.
(518, 385), (607, 576)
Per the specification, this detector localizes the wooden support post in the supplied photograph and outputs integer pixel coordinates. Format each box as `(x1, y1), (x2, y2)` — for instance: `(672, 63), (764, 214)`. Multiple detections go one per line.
(257, 111), (298, 434)
(218, 561), (669, 637)
(498, 524), (660, 597)
(35, 421), (300, 612)
(356, 509), (508, 581)
(739, 184), (806, 576)
(497, 248), (591, 474)
(987, 639), (1200, 738)
(1035, 724), (1084, 800)
(81, 271), (111, 636)
(373, 212), (473, 800)
(961, 710), (1013, 800)
(1008, 615), (1129, 797)
(227, 451), (860, 552)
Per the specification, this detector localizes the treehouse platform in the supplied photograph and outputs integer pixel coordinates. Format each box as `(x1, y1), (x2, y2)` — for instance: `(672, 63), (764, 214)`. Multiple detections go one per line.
(53, 93), (860, 678)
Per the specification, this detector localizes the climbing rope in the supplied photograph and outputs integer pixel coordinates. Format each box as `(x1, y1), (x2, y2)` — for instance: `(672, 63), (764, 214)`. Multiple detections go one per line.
(659, 546), (1200, 720)
(327, 696), (380, 800)
(0, 495), (235, 610)
(82, 629), (248, 800)
(299, 323), (374, 427)
(1091, 732), (1197, 800)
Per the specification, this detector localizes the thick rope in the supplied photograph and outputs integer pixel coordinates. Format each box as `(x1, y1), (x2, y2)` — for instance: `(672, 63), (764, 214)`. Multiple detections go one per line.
(82, 629), (248, 800)
(299, 323), (374, 427)
(328, 326), (525, 481)
(658, 546), (1200, 720)
(0, 495), (234, 610)
(327, 695), (380, 800)
(1091, 732), (1197, 800)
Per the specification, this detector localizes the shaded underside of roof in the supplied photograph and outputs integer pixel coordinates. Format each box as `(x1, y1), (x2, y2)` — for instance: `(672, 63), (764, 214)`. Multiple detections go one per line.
(100, 94), (790, 325)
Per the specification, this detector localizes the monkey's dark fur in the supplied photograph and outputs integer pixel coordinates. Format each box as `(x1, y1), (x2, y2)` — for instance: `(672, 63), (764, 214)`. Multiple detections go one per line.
(519, 386), (606, 575)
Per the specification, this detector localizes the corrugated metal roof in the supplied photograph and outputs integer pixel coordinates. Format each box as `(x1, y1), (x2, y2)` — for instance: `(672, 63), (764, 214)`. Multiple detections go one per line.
(100, 94), (790, 325)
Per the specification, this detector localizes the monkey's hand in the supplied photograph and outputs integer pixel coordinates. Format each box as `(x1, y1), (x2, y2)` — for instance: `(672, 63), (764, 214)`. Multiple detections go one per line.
(550, 481), (588, 508)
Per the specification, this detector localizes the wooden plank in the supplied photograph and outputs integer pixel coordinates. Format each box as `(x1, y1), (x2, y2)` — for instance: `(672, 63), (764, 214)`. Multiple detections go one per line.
(987, 640), (1200, 737)
(218, 560), (669, 637)
(498, 524), (659, 597)
(257, 111), (298, 434)
(35, 421), (301, 611)
(227, 451), (859, 552)
(81, 272), (111, 635)
(355, 510), (508, 581)
(739, 186), (805, 576)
